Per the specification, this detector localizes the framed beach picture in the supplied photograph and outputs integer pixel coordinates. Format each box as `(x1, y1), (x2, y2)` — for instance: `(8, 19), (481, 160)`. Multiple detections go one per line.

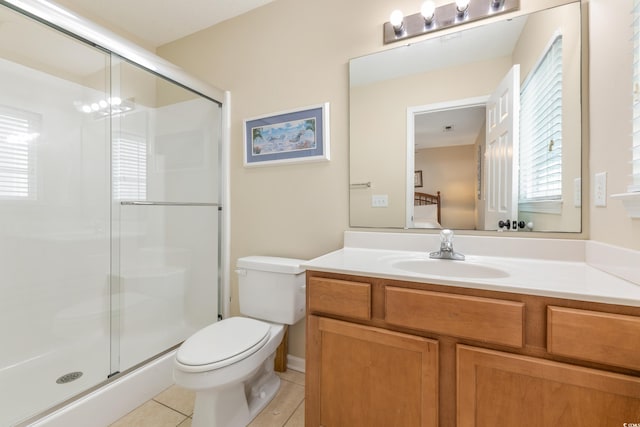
(243, 103), (330, 167)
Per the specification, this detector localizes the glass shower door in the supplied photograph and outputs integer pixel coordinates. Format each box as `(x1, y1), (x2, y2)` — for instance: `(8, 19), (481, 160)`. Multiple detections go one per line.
(110, 56), (221, 373)
(0, 5), (112, 425)
(0, 3), (224, 424)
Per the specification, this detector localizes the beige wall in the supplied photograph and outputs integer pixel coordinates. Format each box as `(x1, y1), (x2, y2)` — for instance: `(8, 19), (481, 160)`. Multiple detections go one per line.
(416, 145), (477, 229)
(589, 0), (640, 247)
(156, 0), (640, 360)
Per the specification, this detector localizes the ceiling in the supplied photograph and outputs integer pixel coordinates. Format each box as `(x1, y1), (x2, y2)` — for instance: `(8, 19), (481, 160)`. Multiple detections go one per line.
(52, 0), (274, 48)
(415, 106), (486, 150)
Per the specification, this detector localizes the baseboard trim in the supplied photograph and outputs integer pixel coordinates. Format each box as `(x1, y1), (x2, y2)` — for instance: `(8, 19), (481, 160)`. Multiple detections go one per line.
(287, 355), (305, 373)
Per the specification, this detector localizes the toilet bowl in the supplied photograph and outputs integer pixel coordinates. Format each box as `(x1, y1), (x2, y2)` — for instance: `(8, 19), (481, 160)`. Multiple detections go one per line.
(173, 256), (306, 427)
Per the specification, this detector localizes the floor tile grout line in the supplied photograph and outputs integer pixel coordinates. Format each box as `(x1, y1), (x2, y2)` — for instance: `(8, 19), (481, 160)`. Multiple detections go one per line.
(152, 398), (191, 418)
(281, 399), (304, 427)
(279, 375), (305, 427)
(176, 416), (192, 427)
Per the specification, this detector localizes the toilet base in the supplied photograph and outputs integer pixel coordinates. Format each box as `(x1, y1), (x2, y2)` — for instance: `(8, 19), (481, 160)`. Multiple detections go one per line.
(191, 353), (281, 427)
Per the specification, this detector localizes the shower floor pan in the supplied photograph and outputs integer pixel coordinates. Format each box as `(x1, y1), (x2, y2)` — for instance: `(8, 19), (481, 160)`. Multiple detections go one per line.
(0, 338), (108, 426)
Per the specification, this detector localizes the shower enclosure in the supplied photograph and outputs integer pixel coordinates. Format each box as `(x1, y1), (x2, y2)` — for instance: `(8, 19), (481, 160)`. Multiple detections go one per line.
(0, 1), (225, 425)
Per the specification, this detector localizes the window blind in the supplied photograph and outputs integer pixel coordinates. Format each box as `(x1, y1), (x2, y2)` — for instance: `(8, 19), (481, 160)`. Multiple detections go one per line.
(0, 106), (39, 199)
(632, 0), (640, 191)
(113, 132), (147, 200)
(519, 35), (563, 203)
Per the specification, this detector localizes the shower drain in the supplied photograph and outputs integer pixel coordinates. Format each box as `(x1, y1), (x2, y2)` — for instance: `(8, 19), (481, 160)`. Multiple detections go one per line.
(56, 371), (83, 384)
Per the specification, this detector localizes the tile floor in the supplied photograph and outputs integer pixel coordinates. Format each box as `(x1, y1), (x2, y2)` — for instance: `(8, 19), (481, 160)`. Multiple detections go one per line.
(109, 369), (305, 427)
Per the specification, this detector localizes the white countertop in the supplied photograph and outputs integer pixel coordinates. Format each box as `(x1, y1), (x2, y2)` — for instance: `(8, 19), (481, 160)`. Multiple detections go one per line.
(303, 247), (640, 307)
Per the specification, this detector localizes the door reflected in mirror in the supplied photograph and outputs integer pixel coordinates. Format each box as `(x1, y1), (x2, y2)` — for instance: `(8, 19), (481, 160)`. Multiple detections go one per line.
(411, 102), (486, 230)
(349, 1), (582, 233)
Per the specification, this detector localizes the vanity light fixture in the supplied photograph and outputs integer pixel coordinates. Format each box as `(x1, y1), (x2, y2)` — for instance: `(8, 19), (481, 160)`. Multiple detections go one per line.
(383, 0), (519, 44)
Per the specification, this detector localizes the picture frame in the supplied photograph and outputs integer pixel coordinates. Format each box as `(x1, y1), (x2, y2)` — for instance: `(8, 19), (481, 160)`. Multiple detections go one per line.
(243, 103), (330, 167)
(414, 170), (423, 187)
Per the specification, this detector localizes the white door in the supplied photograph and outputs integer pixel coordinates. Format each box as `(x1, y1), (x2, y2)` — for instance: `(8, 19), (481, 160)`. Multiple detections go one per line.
(484, 65), (520, 230)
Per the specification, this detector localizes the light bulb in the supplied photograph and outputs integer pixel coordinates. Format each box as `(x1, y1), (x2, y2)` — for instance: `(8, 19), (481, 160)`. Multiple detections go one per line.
(421, 1), (436, 24)
(456, 0), (470, 13)
(390, 9), (404, 33)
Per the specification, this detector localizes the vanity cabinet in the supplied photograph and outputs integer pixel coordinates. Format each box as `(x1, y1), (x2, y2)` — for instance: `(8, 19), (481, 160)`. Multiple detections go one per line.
(307, 315), (438, 427)
(306, 276), (438, 427)
(305, 271), (640, 427)
(457, 345), (640, 426)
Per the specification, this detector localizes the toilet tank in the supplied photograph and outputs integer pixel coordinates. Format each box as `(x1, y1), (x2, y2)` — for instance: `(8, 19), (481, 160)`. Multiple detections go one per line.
(236, 256), (306, 325)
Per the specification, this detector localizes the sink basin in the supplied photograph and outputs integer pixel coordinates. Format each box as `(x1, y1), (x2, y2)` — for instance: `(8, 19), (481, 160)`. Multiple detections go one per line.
(392, 259), (509, 279)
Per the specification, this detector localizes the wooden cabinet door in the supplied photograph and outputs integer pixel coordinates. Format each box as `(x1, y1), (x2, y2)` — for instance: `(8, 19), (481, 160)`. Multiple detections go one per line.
(306, 315), (438, 427)
(457, 345), (640, 427)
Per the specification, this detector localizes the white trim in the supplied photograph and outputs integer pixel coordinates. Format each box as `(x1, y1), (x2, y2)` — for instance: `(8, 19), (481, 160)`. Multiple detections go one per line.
(286, 355), (306, 373)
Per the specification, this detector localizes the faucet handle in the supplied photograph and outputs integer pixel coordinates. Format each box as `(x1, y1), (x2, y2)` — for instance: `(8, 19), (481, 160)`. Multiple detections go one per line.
(440, 229), (454, 243)
(431, 229), (464, 260)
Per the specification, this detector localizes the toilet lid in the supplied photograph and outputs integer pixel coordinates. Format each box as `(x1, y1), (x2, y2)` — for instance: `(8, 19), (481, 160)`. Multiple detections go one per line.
(176, 317), (271, 371)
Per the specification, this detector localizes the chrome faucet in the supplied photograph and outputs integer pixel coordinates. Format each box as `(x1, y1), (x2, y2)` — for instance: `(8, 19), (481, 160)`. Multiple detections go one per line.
(429, 229), (465, 261)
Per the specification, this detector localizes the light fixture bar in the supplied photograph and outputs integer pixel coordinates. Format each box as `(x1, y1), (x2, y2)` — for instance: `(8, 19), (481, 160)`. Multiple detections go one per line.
(383, 0), (520, 44)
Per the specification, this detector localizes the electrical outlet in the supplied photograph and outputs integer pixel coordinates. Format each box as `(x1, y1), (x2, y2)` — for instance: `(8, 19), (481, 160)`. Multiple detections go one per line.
(594, 172), (607, 207)
(371, 195), (388, 207)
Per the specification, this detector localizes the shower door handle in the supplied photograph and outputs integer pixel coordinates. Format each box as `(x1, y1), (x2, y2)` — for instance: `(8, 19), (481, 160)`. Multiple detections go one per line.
(120, 201), (219, 207)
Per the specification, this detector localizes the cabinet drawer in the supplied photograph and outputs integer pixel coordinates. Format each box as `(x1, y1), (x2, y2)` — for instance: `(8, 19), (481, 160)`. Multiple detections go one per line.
(308, 277), (371, 320)
(547, 306), (640, 370)
(385, 286), (524, 348)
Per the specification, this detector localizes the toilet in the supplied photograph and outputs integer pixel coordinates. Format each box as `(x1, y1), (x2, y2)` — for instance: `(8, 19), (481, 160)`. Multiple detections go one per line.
(173, 256), (306, 427)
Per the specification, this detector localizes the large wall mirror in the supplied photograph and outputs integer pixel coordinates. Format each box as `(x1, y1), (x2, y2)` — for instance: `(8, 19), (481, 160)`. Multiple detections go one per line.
(349, 1), (582, 232)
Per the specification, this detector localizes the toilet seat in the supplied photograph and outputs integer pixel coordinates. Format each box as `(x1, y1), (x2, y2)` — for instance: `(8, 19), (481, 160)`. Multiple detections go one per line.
(176, 317), (271, 372)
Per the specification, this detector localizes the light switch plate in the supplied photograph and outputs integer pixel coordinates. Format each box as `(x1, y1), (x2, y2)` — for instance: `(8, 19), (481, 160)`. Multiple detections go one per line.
(372, 195), (388, 207)
(594, 172), (607, 207)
